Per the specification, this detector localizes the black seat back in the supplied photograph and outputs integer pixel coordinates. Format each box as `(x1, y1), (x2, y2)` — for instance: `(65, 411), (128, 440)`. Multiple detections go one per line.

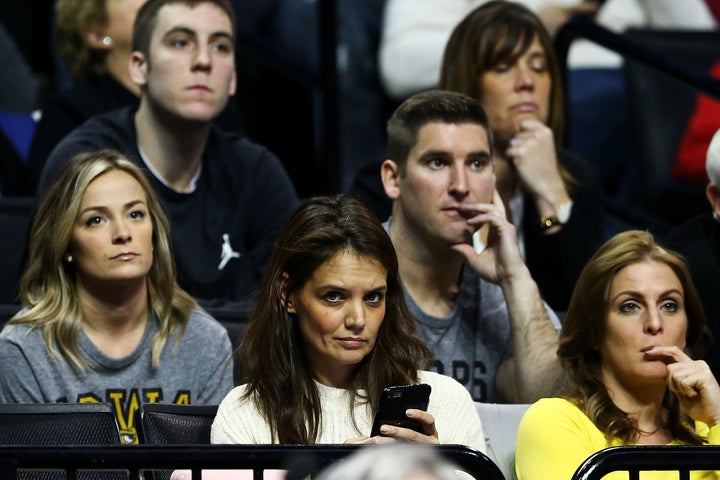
(0, 403), (120, 445)
(0, 403), (122, 480)
(135, 403), (218, 445)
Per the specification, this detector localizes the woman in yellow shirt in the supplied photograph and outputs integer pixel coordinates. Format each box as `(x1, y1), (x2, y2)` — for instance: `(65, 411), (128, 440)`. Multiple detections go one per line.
(516, 230), (720, 480)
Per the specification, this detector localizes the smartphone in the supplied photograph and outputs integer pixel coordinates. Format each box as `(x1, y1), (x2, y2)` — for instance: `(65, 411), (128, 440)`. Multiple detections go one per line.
(370, 383), (431, 437)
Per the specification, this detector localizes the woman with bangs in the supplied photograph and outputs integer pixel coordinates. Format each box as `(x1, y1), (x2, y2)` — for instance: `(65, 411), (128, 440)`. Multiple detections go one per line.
(439, 0), (606, 313)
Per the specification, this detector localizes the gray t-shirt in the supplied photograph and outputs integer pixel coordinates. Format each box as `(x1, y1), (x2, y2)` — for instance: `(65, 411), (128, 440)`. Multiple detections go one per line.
(0, 309), (234, 444)
(384, 219), (560, 403)
(405, 266), (512, 403)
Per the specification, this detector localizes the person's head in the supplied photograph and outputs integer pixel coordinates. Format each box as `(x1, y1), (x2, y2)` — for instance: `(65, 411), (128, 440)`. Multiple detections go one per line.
(18, 149), (195, 369)
(240, 195), (431, 442)
(129, 0), (237, 122)
(705, 128), (720, 217)
(315, 445), (458, 480)
(558, 230), (710, 443)
(55, 0), (148, 80)
(439, 0), (563, 146)
(382, 90), (495, 247)
(251, 195), (415, 385)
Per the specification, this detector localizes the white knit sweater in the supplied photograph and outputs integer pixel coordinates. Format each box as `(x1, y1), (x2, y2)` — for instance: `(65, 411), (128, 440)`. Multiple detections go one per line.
(211, 370), (485, 453)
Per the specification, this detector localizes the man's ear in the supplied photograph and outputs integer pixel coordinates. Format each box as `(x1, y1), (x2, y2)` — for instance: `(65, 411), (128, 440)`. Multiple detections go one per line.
(228, 69), (237, 97)
(381, 159), (401, 200)
(128, 51), (148, 87)
(707, 183), (720, 218)
(278, 272), (295, 314)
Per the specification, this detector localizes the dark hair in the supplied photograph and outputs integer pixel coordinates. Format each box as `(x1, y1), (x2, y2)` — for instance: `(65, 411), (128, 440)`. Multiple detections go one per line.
(559, 230), (711, 445)
(439, 0), (564, 144)
(386, 89), (493, 170)
(132, 0), (237, 57)
(238, 195), (433, 443)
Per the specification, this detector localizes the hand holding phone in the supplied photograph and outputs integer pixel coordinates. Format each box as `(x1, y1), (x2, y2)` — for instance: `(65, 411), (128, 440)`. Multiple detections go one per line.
(370, 383), (431, 437)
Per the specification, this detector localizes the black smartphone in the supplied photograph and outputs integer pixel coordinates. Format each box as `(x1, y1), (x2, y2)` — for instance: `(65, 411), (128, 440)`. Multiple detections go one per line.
(370, 383), (431, 437)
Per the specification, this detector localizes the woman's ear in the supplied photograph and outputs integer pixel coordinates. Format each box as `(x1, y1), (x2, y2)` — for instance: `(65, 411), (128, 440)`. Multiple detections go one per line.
(86, 27), (113, 50)
(278, 272), (295, 314)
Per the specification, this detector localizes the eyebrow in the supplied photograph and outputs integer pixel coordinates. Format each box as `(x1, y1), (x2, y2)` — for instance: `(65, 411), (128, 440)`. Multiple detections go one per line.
(317, 284), (388, 292)
(162, 26), (234, 43)
(418, 148), (490, 159)
(78, 199), (146, 216)
(611, 288), (684, 302)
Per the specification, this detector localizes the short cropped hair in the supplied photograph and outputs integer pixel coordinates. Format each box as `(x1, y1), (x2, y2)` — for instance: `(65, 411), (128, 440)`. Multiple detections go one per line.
(386, 90), (493, 170)
(132, 0), (237, 58)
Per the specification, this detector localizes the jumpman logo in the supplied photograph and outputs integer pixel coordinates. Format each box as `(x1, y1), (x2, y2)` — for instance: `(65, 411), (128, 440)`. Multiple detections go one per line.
(218, 233), (240, 270)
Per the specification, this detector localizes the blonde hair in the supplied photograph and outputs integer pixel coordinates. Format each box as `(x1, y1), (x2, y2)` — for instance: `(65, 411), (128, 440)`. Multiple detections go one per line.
(13, 149), (198, 370)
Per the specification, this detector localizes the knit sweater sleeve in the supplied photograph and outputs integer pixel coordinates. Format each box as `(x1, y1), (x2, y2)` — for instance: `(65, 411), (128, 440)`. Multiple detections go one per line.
(419, 371), (486, 453)
(211, 385), (274, 444)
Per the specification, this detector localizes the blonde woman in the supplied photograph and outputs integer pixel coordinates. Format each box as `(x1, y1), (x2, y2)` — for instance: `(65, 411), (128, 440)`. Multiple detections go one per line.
(0, 149), (233, 444)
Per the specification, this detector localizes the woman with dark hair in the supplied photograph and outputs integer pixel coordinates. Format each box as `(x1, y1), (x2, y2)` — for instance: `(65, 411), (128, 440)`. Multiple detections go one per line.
(211, 195), (485, 447)
(438, 0), (606, 313)
(516, 230), (720, 480)
(0, 149), (233, 444)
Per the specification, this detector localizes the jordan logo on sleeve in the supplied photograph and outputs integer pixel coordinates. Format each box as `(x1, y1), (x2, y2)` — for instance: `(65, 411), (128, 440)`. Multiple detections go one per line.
(218, 233), (240, 270)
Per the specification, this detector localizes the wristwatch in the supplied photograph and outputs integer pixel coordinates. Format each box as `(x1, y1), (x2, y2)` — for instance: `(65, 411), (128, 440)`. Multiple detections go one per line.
(539, 200), (573, 230)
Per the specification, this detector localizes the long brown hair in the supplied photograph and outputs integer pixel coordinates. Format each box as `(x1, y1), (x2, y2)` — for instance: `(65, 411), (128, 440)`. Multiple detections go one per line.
(559, 230), (711, 445)
(439, 0), (574, 188)
(13, 149), (198, 370)
(238, 195), (433, 443)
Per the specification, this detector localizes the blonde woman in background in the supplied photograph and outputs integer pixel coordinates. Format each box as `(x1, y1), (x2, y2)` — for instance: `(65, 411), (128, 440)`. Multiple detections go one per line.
(0, 149), (233, 444)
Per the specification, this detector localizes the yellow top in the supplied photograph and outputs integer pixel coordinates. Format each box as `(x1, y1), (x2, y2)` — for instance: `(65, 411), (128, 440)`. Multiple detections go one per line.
(516, 397), (720, 480)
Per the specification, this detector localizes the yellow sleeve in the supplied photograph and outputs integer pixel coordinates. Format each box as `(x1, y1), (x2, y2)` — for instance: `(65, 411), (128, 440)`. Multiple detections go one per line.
(516, 398), (609, 480)
(695, 421), (720, 445)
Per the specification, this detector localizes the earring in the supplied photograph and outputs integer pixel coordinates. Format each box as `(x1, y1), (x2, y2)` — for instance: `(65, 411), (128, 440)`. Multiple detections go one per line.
(102, 36), (112, 46)
(64, 254), (73, 264)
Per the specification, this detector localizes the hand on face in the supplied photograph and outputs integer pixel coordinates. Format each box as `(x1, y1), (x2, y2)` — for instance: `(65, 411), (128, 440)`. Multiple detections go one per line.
(505, 119), (569, 215)
(346, 409), (439, 445)
(537, 1), (600, 38)
(449, 190), (528, 285)
(645, 346), (720, 427)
